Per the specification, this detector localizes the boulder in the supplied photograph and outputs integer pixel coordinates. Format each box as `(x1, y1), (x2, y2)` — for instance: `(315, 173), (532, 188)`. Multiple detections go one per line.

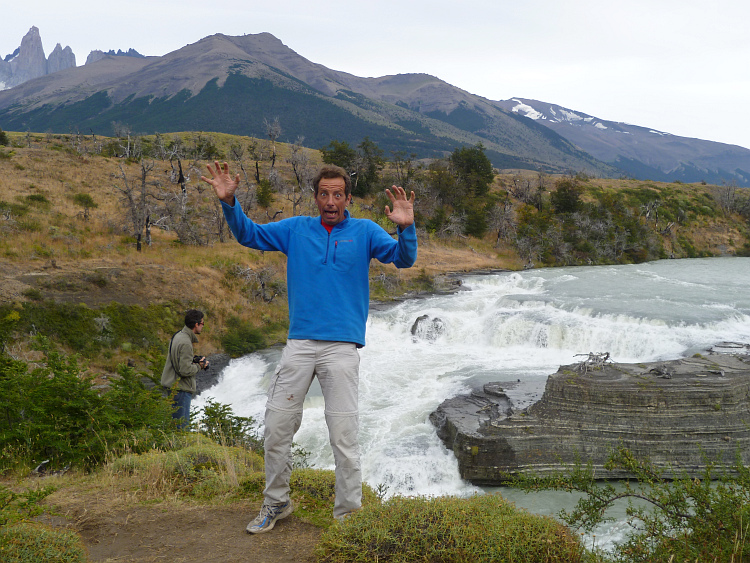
(410, 314), (445, 342)
(430, 351), (750, 484)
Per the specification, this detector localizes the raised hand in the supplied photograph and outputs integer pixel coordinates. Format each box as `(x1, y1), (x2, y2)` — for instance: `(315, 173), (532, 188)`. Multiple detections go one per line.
(384, 185), (415, 229)
(201, 161), (240, 205)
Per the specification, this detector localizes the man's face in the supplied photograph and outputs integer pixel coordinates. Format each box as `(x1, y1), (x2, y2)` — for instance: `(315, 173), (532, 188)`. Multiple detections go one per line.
(316, 177), (350, 226)
(192, 319), (204, 335)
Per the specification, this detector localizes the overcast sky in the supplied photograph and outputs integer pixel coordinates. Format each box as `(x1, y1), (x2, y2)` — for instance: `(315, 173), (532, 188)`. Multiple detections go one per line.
(5, 0), (750, 149)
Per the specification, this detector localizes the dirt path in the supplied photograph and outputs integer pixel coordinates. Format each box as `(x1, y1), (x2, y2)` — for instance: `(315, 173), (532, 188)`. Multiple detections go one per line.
(53, 498), (321, 563)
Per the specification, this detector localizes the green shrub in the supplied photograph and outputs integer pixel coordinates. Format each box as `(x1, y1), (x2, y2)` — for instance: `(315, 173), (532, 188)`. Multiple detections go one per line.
(256, 178), (275, 208)
(0, 484), (56, 526)
(316, 494), (583, 562)
(510, 447), (750, 563)
(2, 301), (181, 355)
(195, 399), (263, 451)
(108, 436), (264, 499)
(0, 345), (175, 471)
(0, 523), (88, 563)
(220, 316), (265, 358)
(237, 467), (379, 528)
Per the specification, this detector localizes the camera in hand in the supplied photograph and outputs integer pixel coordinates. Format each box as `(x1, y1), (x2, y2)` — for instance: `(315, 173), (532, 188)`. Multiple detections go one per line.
(192, 355), (209, 370)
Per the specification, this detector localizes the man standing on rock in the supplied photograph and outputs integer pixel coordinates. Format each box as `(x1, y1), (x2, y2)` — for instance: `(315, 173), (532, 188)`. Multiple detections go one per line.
(161, 309), (209, 429)
(201, 162), (417, 533)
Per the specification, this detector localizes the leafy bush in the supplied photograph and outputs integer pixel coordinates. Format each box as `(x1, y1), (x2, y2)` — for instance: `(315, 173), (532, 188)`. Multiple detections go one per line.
(0, 301), (180, 356)
(220, 316), (265, 358)
(195, 399), (263, 451)
(510, 446), (750, 562)
(23, 194), (51, 210)
(0, 128), (8, 146)
(0, 344), (174, 471)
(0, 484), (56, 526)
(315, 494), (583, 562)
(256, 178), (275, 208)
(0, 523), (87, 563)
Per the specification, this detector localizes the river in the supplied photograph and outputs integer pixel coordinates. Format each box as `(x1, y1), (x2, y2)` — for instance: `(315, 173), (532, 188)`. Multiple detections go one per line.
(195, 256), (750, 550)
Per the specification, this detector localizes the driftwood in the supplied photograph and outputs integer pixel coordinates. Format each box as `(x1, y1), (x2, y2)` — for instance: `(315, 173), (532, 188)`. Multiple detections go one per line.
(574, 352), (611, 373)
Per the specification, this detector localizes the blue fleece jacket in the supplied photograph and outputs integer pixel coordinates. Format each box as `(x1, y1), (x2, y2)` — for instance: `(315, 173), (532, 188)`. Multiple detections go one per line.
(222, 201), (418, 347)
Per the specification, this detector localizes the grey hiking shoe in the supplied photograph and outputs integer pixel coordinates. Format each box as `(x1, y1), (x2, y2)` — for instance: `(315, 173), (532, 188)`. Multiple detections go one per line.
(246, 501), (293, 534)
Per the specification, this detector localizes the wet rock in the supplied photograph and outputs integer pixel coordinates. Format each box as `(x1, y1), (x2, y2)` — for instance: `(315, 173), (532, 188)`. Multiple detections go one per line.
(410, 314), (446, 342)
(430, 352), (750, 484)
(195, 353), (232, 395)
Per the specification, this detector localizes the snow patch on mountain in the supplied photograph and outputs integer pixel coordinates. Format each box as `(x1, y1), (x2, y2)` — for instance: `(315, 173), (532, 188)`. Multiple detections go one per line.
(559, 109), (585, 122)
(510, 99), (544, 120)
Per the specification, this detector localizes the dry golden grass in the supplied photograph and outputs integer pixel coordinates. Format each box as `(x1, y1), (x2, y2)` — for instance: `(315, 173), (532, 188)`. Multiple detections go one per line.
(0, 132), (518, 374)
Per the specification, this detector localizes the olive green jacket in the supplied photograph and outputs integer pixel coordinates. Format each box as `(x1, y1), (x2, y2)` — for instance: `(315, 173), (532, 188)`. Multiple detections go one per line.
(160, 326), (200, 394)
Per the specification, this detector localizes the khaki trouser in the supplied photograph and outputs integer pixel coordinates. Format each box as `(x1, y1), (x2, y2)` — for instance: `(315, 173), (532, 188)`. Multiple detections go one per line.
(263, 339), (361, 519)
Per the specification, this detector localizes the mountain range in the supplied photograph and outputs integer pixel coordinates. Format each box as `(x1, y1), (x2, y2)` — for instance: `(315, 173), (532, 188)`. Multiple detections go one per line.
(2, 28), (750, 186)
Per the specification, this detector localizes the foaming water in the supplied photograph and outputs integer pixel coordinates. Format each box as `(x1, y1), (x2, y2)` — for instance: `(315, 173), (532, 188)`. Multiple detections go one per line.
(195, 257), (750, 549)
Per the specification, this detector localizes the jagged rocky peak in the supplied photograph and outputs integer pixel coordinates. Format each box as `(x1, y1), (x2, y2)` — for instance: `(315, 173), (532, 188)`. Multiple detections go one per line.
(9, 26), (47, 86)
(85, 48), (144, 65)
(47, 44), (76, 74)
(0, 26), (76, 90)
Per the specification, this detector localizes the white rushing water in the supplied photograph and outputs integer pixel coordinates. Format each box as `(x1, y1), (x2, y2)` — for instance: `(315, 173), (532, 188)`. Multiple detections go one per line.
(195, 257), (750, 549)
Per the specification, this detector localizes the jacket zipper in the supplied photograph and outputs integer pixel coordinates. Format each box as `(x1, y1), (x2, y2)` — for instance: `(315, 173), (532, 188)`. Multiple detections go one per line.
(323, 232), (331, 265)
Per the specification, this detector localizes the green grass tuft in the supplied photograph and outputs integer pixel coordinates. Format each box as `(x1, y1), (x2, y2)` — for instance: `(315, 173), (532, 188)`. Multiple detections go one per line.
(315, 494), (583, 563)
(0, 523), (88, 563)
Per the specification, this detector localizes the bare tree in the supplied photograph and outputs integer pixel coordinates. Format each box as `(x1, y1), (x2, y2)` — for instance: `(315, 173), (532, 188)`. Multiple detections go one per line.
(712, 181), (745, 216)
(508, 173), (537, 206)
(228, 140), (260, 213)
(286, 136), (314, 216)
(487, 195), (517, 246)
(230, 265), (284, 303)
(113, 160), (160, 251)
(440, 212), (467, 239)
(264, 117), (282, 168)
(391, 150), (419, 189)
(111, 122), (133, 158)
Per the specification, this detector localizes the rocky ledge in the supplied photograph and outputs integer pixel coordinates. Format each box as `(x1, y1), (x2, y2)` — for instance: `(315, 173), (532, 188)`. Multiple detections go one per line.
(430, 345), (750, 484)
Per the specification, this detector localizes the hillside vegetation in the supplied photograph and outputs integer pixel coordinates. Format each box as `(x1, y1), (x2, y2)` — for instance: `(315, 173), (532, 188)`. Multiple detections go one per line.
(0, 128), (748, 375)
(1, 128), (750, 562)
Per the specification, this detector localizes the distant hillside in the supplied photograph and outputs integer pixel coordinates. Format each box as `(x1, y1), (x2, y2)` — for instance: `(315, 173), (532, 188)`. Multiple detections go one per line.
(0, 32), (614, 176)
(1, 30), (750, 186)
(495, 98), (750, 186)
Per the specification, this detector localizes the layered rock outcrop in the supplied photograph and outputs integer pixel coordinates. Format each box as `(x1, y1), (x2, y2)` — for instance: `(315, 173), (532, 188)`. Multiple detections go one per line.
(430, 349), (750, 484)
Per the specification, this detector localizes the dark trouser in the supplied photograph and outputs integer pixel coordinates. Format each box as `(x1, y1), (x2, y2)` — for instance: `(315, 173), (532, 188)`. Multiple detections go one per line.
(171, 390), (193, 429)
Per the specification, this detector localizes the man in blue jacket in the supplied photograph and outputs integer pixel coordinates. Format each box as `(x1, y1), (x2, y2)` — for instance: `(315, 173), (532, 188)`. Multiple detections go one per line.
(202, 161), (417, 533)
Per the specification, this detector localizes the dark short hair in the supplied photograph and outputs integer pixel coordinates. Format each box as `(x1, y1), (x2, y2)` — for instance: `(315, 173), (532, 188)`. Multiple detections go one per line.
(184, 309), (204, 329)
(313, 165), (352, 197)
